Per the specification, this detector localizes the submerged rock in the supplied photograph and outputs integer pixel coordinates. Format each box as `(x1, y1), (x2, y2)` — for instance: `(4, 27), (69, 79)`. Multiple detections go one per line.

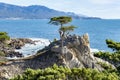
(6, 52), (23, 58)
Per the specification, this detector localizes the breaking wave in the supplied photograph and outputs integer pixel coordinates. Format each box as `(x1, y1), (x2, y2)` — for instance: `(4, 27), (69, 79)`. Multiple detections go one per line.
(90, 48), (104, 53)
(15, 38), (50, 57)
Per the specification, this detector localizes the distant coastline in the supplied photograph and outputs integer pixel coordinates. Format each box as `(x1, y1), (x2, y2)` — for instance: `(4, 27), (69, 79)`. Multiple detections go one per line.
(0, 2), (101, 19)
(0, 17), (102, 20)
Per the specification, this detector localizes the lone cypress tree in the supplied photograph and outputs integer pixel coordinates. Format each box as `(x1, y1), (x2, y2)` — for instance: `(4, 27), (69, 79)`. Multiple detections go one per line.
(49, 16), (72, 39)
(49, 16), (76, 54)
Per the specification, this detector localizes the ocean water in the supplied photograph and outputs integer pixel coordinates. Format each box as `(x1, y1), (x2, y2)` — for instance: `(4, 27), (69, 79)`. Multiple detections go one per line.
(0, 19), (120, 53)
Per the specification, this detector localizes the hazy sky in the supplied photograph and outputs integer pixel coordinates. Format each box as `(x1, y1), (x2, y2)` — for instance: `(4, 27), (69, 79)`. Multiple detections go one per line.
(0, 0), (120, 19)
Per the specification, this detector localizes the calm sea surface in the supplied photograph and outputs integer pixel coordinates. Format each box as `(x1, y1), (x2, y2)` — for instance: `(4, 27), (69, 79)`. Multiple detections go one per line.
(0, 19), (120, 51)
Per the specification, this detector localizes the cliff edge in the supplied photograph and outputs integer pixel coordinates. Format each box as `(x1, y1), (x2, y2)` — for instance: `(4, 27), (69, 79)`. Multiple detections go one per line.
(0, 34), (114, 79)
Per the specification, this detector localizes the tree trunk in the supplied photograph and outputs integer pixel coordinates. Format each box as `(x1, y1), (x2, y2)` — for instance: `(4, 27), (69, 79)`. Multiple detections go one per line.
(59, 24), (64, 54)
(61, 31), (65, 54)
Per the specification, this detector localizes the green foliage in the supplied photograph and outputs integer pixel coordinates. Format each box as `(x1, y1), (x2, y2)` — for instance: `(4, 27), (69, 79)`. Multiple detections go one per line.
(60, 25), (76, 33)
(0, 32), (10, 42)
(49, 16), (72, 26)
(94, 39), (120, 79)
(10, 64), (120, 80)
(94, 39), (120, 62)
(106, 39), (120, 51)
(49, 16), (76, 54)
(53, 38), (57, 42)
(49, 16), (75, 37)
(94, 51), (120, 62)
(115, 66), (120, 78)
(97, 62), (112, 70)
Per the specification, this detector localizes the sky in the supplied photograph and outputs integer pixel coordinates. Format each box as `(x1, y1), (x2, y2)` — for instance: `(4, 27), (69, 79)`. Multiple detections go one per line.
(0, 0), (120, 19)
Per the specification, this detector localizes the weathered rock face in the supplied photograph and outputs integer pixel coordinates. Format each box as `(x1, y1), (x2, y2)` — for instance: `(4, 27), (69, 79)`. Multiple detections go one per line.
(0, 34), (115, 79)
(50, 34), (115, 71)
(51, 33), (95, 68)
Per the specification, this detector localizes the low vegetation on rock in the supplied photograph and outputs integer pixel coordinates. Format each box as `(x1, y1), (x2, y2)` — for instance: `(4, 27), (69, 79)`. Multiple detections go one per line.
(10, 64), (120, 80)
(11, 38), (120, 80)
(0, 32), (10, 57)
(94, 39), (120, 64)
(94, 39), (120, 79)
(0, 32), (10, 43)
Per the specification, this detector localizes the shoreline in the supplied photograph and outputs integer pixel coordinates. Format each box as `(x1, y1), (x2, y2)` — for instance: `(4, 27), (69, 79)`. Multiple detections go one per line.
(6, 38), (50, 59)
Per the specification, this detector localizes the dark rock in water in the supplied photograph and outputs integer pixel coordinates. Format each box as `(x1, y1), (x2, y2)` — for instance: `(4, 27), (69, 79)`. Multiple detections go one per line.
(8, 39), (24, 49)
(8, 38), (35, 49)
(0, 38), (34, 58)
(6, 52), (24, 58)
(15, 46), (21, 49)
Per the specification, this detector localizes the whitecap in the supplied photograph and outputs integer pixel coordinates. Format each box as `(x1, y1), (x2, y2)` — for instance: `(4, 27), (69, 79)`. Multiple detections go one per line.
(90, 48), (104, 53)
(14, 38), (50, 58)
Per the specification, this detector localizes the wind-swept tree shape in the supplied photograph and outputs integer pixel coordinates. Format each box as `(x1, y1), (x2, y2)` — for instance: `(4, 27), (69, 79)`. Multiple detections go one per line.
(106, 39), (120, 51)
(60, 25), (76, 38)
(49, 16), (72, 39)
(49, 16), (72, 27)
(49, 16), (76, 54)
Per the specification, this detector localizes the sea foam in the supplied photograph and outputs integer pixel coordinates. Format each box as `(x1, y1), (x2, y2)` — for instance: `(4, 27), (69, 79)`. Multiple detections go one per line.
(15, 38), (50, 57)
(90, 48), (104, 53)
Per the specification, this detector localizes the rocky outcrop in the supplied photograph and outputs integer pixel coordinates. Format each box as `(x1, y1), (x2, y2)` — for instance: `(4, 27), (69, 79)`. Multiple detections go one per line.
(0, 51), (59, 79)
(0, 34), (115, 79)
(50, 34), (103, 69)
(9, 38), (35, 49)
(0, 38), (35, 58)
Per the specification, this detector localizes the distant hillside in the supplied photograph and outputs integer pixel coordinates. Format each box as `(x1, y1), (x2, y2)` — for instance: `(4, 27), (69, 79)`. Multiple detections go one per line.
(0, 3), (101, 19)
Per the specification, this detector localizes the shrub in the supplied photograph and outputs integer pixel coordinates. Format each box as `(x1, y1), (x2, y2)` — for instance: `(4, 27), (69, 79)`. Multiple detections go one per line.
(10, 64), (120, 80)
(0, 32), (10, 43)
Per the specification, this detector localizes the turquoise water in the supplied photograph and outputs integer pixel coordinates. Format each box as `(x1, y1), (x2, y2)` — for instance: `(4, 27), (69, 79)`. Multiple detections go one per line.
(0, 19), (120, 51)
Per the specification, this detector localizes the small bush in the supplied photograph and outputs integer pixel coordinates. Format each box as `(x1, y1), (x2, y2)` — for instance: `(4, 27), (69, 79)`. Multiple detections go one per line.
(10, 64), (120, 80)
(0, 32), (10, 43)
